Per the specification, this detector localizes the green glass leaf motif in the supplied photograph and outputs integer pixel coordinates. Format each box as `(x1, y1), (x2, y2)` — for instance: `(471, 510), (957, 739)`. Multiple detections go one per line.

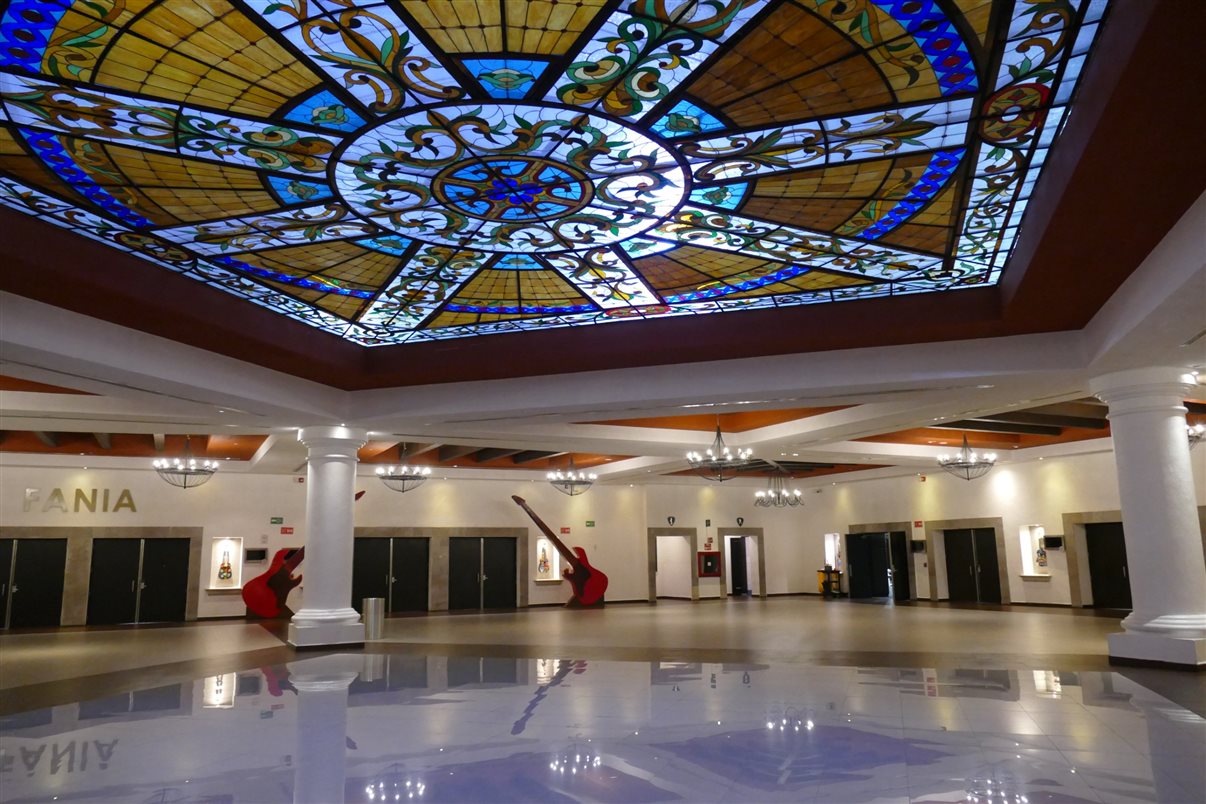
(478, 67), (535, 91)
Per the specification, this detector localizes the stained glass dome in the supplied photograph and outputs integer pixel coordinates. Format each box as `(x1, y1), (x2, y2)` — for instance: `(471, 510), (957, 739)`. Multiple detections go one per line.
(0, 0), (1109, 345)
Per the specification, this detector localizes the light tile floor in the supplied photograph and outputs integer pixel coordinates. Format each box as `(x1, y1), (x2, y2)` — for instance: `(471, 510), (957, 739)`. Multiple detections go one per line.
(1, 599), (1203, 803)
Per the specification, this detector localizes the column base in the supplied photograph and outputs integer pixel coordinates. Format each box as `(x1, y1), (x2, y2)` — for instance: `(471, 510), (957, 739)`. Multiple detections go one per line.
(288, 620), (365, 649)
(1108, 630), (1206, 667)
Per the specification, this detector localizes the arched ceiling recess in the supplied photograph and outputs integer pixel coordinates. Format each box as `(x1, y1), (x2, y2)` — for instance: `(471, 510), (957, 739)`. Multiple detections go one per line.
(0, 0), (1201, 389)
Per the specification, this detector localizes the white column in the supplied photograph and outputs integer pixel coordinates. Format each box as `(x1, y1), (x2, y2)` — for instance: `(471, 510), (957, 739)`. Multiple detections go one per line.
(1090, 367), (1206, 666)
(289, 425), (367, 648)
(289, 655), (360, 804)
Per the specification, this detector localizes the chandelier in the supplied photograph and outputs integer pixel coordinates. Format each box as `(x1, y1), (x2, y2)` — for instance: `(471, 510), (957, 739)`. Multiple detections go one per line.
(937, 434), (997, 480)
(687, 425), (753, 482)
(152, 435), (219, 488)
(375, 464), (432, 493)
(1189, 423), (1205, 449)
(755, 474), (803, 507)
(547, 457), (596, 496)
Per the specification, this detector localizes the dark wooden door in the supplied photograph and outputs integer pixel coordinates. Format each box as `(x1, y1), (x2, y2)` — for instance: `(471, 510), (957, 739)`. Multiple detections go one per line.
(481, 537), (516, 610)
(973, 528), (1002, 604)
(729, 537), (748, 595)
(351, 538), (390, 613)
(390, 538), (429, 612)
(944, 530), (978, 602)
(847, 534), (890, 598)
(87, 538), (141, 625)
(9, 539), (67, 628)
(1086, 522), (1132, 609)
(0, 539), (12, 628)
(139, 539), (190, 622)
(846, 534), (873, 598)
(448, 537), (482, 610)
(889, 532), (910, 601)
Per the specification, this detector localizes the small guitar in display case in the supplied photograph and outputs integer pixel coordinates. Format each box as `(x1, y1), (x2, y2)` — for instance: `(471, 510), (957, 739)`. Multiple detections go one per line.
(511, 495), (608, 607)
(217, 551), (233, 581)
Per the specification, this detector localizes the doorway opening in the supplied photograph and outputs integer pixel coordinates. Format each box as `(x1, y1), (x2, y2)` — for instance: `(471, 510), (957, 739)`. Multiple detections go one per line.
(351, 537), (430, 614)
(655, 534), (694, 600)
(1084, 522), (1131, 610)
(942, 528), (1002, 604)
(0, 538), (67, 628)
(448, 537), (517, 611)
(86, 538), (190, 625)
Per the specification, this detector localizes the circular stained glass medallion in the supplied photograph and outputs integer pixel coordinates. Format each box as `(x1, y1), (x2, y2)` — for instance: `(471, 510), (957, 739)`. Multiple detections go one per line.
(334, 102), (687, 254)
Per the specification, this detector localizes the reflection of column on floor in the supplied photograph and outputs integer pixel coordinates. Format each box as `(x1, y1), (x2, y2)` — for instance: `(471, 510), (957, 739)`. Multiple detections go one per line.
(290, 654), (361, 804)
(289, 426), (367, 648)
(1091, 367), (1206, 666)
(1098, 673), (1203, 800)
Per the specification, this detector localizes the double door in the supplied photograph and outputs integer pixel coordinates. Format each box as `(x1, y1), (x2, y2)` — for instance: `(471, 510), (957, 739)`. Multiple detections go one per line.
(943, 528), (1001, 604)
(846, 532), (908, 600)
(87, 538), (191, 625)
(0, 539), (68, 628)
(351, 537), (429, 613)
(448, 537), (517, 610)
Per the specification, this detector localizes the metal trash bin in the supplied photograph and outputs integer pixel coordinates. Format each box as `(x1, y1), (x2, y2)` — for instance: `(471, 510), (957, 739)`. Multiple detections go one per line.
(363, 597), (385, 640)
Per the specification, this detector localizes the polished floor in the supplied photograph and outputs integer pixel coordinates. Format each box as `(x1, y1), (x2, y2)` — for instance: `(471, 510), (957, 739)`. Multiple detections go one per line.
(1, 599), (1204, 803)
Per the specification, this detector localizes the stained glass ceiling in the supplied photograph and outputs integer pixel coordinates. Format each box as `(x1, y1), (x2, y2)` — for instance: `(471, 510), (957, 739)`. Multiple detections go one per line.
(0, 0), (1109, 346)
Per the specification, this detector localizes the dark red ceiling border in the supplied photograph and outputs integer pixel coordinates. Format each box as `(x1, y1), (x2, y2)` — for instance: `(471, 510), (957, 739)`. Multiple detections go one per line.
(1, 0), (1201, 390)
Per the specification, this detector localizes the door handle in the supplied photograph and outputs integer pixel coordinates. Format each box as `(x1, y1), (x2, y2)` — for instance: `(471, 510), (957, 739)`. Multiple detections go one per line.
(1122, 566), (1127, 579)
(139, 582), (146, 590)
(131, 580), (135, 592)
(481, 574), (488, 582)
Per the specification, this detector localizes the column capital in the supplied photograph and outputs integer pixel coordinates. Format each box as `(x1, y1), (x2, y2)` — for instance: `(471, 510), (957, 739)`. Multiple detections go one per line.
(297, 425), (368, 454)
(1090, 366), (1198, 407)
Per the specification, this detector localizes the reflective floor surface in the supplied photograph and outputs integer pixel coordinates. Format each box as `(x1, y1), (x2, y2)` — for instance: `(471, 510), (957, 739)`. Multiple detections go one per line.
(2, 654), (1203, 803)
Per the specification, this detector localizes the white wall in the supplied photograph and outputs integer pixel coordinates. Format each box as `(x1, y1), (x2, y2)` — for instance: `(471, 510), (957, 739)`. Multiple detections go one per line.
(2, 448), (1203, 616)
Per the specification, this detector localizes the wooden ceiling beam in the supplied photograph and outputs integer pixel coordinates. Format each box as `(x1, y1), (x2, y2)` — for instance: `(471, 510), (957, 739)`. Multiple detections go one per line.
(437, 444), (480, 462)
(977, 412), (1106, 429)
(935, 420), (1062, 436)
(511, 450), (558, 464)
(471, 447), (524, 463)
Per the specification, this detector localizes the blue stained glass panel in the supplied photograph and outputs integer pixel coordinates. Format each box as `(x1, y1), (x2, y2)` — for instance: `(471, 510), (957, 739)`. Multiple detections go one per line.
(461, 58), (551, 99)
(689, 183), (749, 211)
(268, 175), (334, 205)
(283, 89), (366, 133)
(651, 99), (726, 139)
(0, 0), (70, 73)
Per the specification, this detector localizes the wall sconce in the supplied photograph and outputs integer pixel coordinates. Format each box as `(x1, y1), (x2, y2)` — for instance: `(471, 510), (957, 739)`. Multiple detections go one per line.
(667, 516), (676, 525)
(736, 517), (745, 526)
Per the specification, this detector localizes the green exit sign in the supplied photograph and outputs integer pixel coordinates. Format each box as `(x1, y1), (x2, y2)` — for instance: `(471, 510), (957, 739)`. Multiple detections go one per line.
(586, 520), (595, 527)
(270, 517), (284, 525)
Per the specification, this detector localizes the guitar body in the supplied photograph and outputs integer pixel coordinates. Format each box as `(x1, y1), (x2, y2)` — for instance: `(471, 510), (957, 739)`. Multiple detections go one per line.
(241, 492), (362, 619)
(564, 547), (608, 607)
(242, 548), (302, 618)
(511, 495), (608, 608)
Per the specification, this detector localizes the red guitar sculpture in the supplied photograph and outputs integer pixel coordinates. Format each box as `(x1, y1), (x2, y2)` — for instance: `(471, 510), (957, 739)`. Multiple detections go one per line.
(242, 547), (304, 618)
(512, 495), (608, 607)
(242, 490), (366, 618)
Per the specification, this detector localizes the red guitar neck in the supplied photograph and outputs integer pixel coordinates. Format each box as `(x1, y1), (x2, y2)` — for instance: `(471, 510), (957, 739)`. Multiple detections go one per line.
(282, 546), (304, 573)
(511, 496), (578, 568)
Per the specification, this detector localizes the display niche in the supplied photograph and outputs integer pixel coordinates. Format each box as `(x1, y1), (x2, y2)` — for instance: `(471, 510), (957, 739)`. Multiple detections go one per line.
(207, 536), (243, 590)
